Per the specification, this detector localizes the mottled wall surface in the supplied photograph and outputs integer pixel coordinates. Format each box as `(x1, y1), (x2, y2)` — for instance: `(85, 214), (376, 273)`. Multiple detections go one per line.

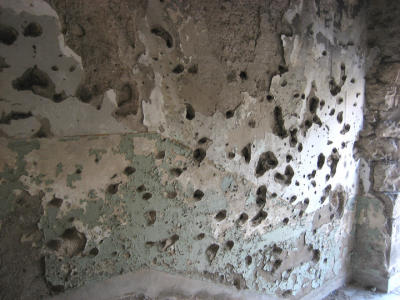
(0, 0), (365, 299)
(353, 0), (400, 292)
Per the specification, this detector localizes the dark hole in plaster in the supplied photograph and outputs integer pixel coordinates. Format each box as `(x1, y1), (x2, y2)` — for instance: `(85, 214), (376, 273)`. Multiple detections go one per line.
(282, 290), (292, 297)
(279, 64), (288, 74)
(137, 184), (146, 192)
(172, 64), (184, 74)
(322, 50), (327, 56)
(317, 153), (325, 169)
(61, 227), (87, 257)
(337, 111), (343, 123)
(245, 255), (253, 265)
(0, 24), (18, 45)
(193, 148), (206, 163)
(151, 26), (173, 48)
(238, 213), (248, 225)
(286, 155), (292, 162)
(281, 79), (287, 87)
(193, 189), (204, 200)
(142, 192), (152, 200)
(166, 191), (177, 199)
(12, 66), (56, 99)
(225, 110), (234, 119)
(47, 239), (61, 251)
(255, 151), (278, 177)
(273, 259), (282, 271)
(156, 150), (165, 159)
(170, 168), (183, 177)
(51, 65), (58, 71)
(185, 103), (195, 120)
(337, 97), (344, 104)
(124, 166), (136, 175)
(226, 240), (234, 250)
(305, 120), (312, 128)
(282, 217), (289, 224)
(313, 116), (322, 126)
(53, 91), (67, 103)
(188, 64), (198, 74)
(145, 210), (156, 225)
(241, 143), (251, 163)
(233, 278), (240, 290)
(251, 210), (267, 226)
(206, 244), (219, 263)
(161, 234), (179, 251)
(289, 128), (298, 147)
(350, 78), (355, 83)
(266, 94), (274, 102)
(272, 244), (283, 254)
(197, 233), (205, 240)
(198, 137), (209, 144)
(309, 97), (319, 113)
(340, 123), (351, 134)
(329, 109), (335, 116)
(298, 143), (303, 152)
(312, 249), (321, 262)
(76, 85), (92, 103)
(0, 111), (33, 124)
(239, 71), (247, 80)
(117, 83), (132, 107)
(215, 210), (227, 221)
(48, 195), (63, 208)
(273, 106), (288, 138)
(23, 22), (43, 37)
(107, 183), (119, 194)
(228, 152), (235, 159)
(248, 119), (256, 128)
(329, 78), (341, 96)
(89, 247), (99, 256)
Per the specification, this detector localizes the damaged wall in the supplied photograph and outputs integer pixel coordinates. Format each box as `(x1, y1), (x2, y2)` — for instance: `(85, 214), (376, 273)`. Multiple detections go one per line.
(353, 0), (400, 292)
(0, 0), (366, 299)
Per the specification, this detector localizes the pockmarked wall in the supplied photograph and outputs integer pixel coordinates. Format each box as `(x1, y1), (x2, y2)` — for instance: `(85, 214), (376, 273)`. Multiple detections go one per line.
(0, 0), (365, 299)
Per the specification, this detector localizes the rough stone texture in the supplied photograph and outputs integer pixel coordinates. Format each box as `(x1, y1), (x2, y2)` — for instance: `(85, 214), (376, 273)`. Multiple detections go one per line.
(352, 0), (400, 292)
(0, 0), (367, 299)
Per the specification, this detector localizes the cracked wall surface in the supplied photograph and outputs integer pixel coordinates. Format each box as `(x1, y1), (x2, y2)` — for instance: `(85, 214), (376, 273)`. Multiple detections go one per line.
(0, 0), (366, 299)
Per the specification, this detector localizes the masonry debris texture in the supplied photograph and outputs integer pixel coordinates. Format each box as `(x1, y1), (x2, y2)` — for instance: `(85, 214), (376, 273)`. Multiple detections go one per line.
(0, 0), (399, 299)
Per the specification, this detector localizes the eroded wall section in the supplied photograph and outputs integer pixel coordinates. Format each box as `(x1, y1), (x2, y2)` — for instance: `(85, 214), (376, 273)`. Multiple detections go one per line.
(0, 0), (365, 299)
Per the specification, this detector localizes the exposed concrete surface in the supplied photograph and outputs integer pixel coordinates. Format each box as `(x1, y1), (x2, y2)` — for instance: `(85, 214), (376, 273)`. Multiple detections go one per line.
(0, 0), (369, 299)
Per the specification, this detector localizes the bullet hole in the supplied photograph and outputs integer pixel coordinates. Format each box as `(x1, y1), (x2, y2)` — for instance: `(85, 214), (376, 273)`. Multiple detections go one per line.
(76, 85), (92, 103)
(290, 195), (297, 203)
(238, 212), (248, 225)
(233, 278), (241, 289)
(0, 24), (18, 45)
(255, 151), (278, 177)
(0, 111), (33, 124)
(47, 239), (61, 251)
(142, 192), (152, 200)
(48, 195), (63, 208)
(329, 78), (341, 96)
(248, 119), (256, 128)
(317, 153), (325, 169)
(273, 259), (282, 270)
(337, 97), (344, 104)
(51, 65), (58, 71)
(166, 191), (177, 199)
(137, 184), (146, 192)
(61, 227), (87, 257)
(241, 143), (251, 163)
(23, 22), (43, 37)
(329, 109), (335, 116)
(69, 65), (76, 72)
(266, 94), (274, 102)
(12, 66), (57, 100)
(156, 150), (165, 159)
(185, 103), (195, 120)
(161, 234), (179, 251)
(282, 290), (292, 297)
(282, 217), (289, 224)
(251, 210), (267, 226)
(280, 79), (288, 87)
(311, 180), (316, 187)
(145, 210), (156, 225)
(322, 50), (327, 56)
(198, 137), (210, 144)
(350, 78), (355, 83)
(274, 165), (294, 185)
(298, 143), (303, 152)
(197, 233), (205, 240)
(304, 119), (312, 128)
(193, 148), (206, 163)
(170, 168), (183, 177)
(256, 185), (267, 207)
(228, 152), (235, 159)
(328, 150), (340, 177)
(172, 64), (184, 74)
(320, 100), (325, 107)
(245, 256), (253, 265)
(313, 115), (322, 126)
(309, 97), (319, 113)
(272, 244), (283, 254)
(151, 26), (173, 48)
(286, 155), (293, 163)
(215, 210), (227, 221)
(107, 183), (119, 194)
(193, 189), (204, 200)
(239, 71), (247, 80)
(89, 247), (99, 256)
(289, 128), (298, 147)
(312, 249), (321, 262)
(340, 123), (351, 134)
(225, 110), (234, 119)
(273, 106), (288, 138)
(337, 111), (343, 123)
(206, 244), (219, 263)
(188, 64), (198, 74)
(226, 240), (234, 250)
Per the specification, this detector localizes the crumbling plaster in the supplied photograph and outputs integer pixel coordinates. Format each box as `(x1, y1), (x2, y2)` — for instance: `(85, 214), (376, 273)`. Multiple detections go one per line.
(0, 0), (367, 299)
